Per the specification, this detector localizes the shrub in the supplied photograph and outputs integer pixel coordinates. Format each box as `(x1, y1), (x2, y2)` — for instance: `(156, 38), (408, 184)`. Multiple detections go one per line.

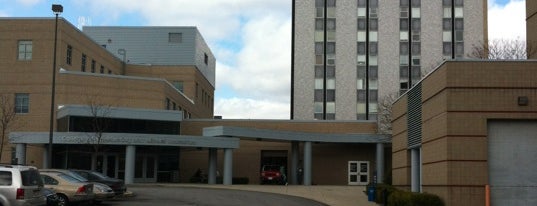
(386, 189), (444, 206)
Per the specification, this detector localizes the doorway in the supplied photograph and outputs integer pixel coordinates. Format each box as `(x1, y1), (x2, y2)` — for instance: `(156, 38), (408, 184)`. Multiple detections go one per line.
(348, 161), (369, 185)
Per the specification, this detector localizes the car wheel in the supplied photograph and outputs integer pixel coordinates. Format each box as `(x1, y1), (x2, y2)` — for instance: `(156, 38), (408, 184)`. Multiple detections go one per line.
(57, 194), (68, 206)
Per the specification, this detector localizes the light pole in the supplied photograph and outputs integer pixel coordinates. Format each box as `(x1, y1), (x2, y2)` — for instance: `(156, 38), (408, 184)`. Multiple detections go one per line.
(48, 4), (63, 169)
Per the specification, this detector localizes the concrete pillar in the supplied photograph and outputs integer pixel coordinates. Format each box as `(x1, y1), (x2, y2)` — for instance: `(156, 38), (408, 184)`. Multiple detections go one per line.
(290, 141), (299, 185)
(411, 148), (420, 192)
(125, 145), (136, 184)
(42, 146), (49, 169)
(208, 148), (217, 184)
(303, 141), (312, 186)
(376, 143), (384, 184)
(223, 148), (233, 185)
(15, 144), (26, 165)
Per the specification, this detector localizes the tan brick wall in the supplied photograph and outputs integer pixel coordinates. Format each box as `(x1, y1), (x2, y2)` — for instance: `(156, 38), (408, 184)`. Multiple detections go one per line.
(392, 61), (537, 205)
(0, 19), (213, 166)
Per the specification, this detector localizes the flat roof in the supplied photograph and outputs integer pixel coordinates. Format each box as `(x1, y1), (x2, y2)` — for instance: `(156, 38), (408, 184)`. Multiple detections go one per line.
(57, 104), (182, 122)
(203, 126), (390, 143)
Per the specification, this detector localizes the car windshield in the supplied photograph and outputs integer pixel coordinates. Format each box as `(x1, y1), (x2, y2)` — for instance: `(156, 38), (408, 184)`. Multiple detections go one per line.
(263, 166), (280, 171)
(65, 171), (89, 182)
(89, 171), (108, 179)
(58, 174), (82, 183)
(21, 169), (44, 186)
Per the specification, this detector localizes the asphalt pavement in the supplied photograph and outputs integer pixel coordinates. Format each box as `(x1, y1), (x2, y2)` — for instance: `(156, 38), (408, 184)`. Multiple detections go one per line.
(102, 184), (376, 206)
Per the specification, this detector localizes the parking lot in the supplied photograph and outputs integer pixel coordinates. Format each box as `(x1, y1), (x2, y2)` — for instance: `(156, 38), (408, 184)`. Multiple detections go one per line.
(98, 185), (326, 206)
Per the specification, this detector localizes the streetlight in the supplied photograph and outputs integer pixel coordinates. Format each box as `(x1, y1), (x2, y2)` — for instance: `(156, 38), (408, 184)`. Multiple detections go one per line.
(48, 4), (62, 169)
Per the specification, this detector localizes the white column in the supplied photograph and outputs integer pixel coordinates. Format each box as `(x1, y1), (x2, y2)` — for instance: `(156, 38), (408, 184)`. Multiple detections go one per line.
(376, 143), (384, 184)
(208, 148), (217, 184)
(411, 148), (420, 192)
(223, 148), (233, 185)
(303, 141), (312, 186)
(290, 141), (299, 185)
(125, 145), (136, 184)
(15, 144), (26, 165)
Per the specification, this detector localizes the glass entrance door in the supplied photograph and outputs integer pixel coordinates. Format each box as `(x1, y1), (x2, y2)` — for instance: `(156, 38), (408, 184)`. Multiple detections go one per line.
(348, 161), (369, 185)
(134, 155), (158, 183)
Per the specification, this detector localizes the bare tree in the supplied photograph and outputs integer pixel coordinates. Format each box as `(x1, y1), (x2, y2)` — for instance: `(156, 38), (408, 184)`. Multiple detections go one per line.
(0, 94), (17, 160)
(377, 93), (399, 135)
(468, 38), (536, 60)
(85, 96), (113, 154)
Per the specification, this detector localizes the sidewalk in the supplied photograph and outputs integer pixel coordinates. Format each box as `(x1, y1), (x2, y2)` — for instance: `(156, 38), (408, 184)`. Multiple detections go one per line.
(140, 184), (378, 206)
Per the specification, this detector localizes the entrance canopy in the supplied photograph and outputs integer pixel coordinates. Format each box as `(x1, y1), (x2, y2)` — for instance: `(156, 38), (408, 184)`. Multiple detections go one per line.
(9, 132), (239, 149)
(203, 126), (390, 143)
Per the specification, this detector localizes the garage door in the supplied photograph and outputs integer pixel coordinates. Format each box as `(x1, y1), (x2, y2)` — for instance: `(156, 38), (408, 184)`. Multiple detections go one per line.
(488, 121), (537, 205)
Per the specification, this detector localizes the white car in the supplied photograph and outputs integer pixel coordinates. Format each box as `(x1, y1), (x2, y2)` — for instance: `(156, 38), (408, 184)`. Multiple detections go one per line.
(0, 164), (47, 206)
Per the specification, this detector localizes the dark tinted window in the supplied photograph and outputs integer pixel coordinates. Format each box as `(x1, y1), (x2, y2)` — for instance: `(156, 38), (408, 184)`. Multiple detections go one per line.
(0, 171), (12, 186)
(21, 169), (43, 186)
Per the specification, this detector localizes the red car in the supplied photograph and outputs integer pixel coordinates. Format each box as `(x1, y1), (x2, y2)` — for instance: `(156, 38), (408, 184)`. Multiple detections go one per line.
(260, 165), (286, 185)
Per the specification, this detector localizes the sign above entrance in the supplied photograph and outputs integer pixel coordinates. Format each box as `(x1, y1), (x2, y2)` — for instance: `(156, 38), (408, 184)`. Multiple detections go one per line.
(9, 132), (239, 149)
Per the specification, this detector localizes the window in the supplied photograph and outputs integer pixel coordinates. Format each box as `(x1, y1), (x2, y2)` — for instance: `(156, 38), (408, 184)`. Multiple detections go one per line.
(326, 42), (336, 54)
(204, 53), (209, 65)
(15, 93), (29, 113)
(315, 43), (323, 55)
(166, 98), (171, 110)
(100, 65), (104, 74)
(326, 19), (336, 30)
(315, 19), (324, 30)
(18, 40), (32, 60)
(0, 172), (12, 186)
(66, 45), (72, 65)
(169, 33), (182, 43)
(81, 54), (87, 72)
(91, 60), (96, 73)
(172, 81), (184, 92)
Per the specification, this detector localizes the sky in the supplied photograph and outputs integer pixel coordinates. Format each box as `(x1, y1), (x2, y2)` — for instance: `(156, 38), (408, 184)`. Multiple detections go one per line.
(0, 0), (527, 119)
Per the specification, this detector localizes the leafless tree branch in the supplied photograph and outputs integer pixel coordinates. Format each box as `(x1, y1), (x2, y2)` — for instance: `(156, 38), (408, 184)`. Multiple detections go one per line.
(468, 38), (536, 60)
(377, 93), (399, 135)
(0, 94), (17, 161)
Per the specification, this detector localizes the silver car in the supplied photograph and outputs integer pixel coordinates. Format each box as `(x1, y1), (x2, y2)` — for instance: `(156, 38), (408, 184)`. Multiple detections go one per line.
(0, 164), (47, 206)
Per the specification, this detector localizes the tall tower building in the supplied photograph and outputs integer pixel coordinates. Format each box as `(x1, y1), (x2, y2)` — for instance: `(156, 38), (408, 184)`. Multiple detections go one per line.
(528, 0), (537, 59)
(292, 0), (487, 120)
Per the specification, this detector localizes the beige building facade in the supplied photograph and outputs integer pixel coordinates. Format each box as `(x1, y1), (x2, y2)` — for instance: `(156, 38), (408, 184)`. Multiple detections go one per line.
(392, 60), (537, 205)
(2, 18), (390, 186)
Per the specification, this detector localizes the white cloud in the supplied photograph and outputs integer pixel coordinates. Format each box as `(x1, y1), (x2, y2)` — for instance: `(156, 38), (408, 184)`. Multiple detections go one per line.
(488, 0), (526, 40)
(214, 98), (289, 119)
(73, 0), (293, 119)
(218, 15), (291, 102)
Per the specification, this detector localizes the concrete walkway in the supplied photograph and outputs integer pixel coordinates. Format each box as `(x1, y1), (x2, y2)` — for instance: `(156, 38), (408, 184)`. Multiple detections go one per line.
(134, 184), (377, 206)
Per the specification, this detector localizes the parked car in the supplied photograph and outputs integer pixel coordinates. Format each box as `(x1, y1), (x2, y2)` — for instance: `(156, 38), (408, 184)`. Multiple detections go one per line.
(0, 164), (47, 206)
(70, 170), (126, 195)
(42, 187), (62, 206)
(39, 171), (95, 206)
(260, 165), (286, 185)
(40, 169), (114, 202)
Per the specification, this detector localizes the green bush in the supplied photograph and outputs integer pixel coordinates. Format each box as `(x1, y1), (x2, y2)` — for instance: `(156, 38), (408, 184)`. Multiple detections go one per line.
(388, 190), (413, 206)
(411, 193), (444, 206)
(386, 190), (444, 206)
